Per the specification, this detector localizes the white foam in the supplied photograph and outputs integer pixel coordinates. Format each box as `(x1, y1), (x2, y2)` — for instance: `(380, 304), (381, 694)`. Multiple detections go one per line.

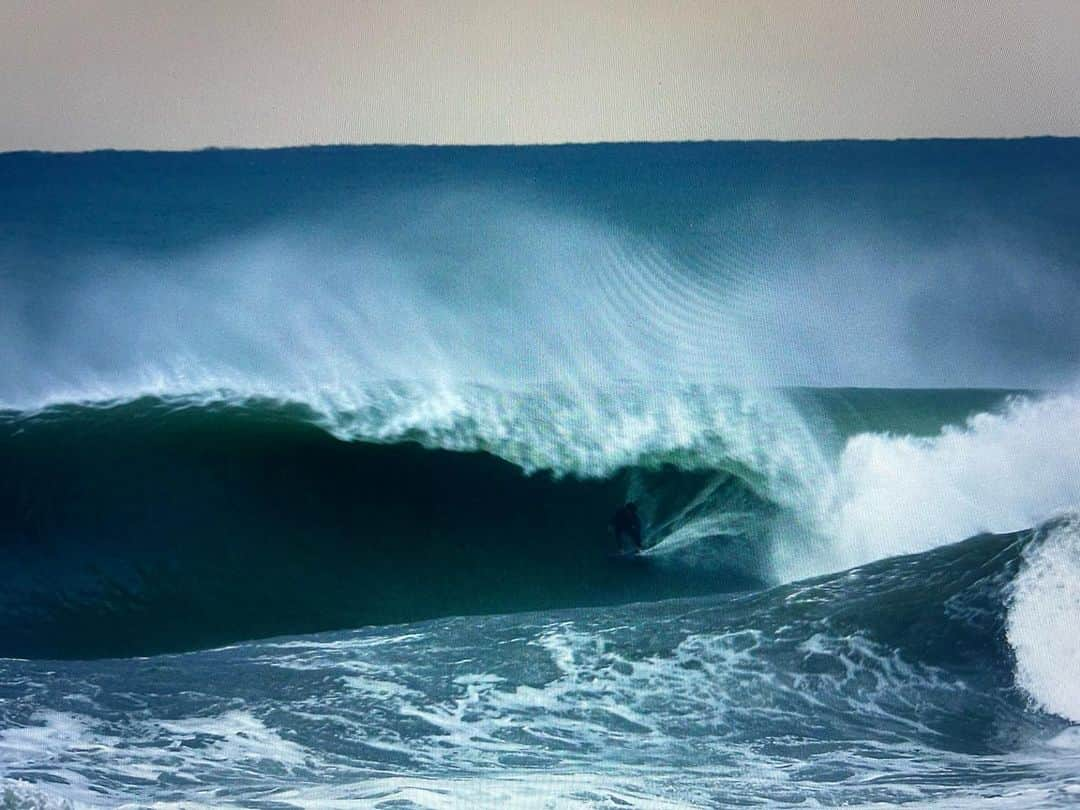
(265, 772), (702, 810)
(154, 710), (309, 769)
(0, 780), (83, 810)
(813, 393), (1080, 576)
(1007, 516), (1080, 723)
(0, 709), (312, 808)
(0, 712), (88, 765)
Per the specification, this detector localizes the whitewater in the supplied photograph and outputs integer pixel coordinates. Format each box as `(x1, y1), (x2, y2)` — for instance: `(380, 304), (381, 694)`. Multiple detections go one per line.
(2, 140), (1080, 807)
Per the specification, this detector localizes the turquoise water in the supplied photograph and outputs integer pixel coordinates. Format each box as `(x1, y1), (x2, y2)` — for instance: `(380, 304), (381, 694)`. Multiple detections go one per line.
(0, 387), (1018, 660)
(2, 140), (1080, 807)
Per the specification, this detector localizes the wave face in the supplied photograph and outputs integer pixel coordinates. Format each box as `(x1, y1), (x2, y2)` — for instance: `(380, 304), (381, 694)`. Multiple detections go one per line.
(0, 386), (1028, 659)
(0, 392), (773, 659)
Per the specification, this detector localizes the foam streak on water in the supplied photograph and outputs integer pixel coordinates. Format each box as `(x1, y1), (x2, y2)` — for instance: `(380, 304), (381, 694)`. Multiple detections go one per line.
(1, 530), (1078, 808)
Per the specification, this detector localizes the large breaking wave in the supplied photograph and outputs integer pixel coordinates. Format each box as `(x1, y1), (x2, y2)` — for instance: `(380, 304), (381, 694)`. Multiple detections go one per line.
(4, 383), (1080, 666)
(3, 141), (1080, 806)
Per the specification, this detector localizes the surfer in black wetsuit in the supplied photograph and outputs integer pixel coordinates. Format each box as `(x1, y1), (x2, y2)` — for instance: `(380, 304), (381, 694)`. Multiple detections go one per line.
(612, 501), (643, 553)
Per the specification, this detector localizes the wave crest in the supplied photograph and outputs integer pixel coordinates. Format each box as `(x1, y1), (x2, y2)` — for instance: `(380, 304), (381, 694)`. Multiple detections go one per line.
(812, 393), (1080, 577)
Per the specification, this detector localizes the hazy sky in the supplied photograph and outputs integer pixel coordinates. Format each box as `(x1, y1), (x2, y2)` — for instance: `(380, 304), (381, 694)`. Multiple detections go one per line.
(2, 0), (1079, 151)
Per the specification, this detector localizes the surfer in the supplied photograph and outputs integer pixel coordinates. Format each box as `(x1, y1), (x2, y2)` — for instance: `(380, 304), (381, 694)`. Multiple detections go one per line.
(611, 501), (643, 554)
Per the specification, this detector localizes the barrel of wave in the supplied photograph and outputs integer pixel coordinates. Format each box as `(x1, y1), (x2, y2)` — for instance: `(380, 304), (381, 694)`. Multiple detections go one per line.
(1007, 515), (1080, 723)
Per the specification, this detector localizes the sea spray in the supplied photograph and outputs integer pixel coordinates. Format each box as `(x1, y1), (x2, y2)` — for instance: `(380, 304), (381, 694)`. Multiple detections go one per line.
(813, 393), (1080, 576)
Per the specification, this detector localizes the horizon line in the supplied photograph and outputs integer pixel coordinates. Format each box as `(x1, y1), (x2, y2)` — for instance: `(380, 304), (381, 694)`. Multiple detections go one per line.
(3, 133), (1078, 158)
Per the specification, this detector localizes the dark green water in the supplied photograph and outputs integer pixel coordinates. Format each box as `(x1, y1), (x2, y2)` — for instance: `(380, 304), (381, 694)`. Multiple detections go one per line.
(0, 387), (1017, 658)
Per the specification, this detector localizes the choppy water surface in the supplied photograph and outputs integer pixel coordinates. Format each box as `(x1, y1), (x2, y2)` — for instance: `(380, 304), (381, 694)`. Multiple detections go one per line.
(3, 140), (1080, 807)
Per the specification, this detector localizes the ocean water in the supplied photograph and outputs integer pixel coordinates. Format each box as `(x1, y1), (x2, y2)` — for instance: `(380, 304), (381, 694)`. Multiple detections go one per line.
(2, 140), (1080, 807)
